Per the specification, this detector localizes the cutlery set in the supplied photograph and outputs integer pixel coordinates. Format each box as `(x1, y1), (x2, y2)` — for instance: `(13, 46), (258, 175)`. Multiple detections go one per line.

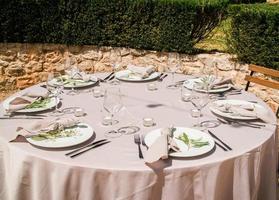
(134, 134), (144, 159)
(207, 130), (232, 152)
(65, 139), (111, 158)
(217, 117), (265, 129)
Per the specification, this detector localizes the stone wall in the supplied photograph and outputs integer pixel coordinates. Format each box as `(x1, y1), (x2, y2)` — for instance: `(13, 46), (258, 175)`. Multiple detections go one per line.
(0, 43), (278, 112)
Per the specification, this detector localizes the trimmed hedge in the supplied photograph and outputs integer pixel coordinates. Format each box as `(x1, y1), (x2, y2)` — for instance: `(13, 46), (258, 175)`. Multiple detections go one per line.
(0, 0), (228, 53)
(229, 0), (265, 4)
(228, 4), (279, 70)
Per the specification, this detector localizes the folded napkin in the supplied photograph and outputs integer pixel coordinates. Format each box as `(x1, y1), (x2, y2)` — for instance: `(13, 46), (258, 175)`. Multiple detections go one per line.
(127, 65), (156, 79)
(65, 67), (97, 82)
(210, 78), (233, 89)
(145, 127), (179, 163)
(7, 87), (49, 112)
(12, 117), (80, 142)
(215, 103), (273, 123)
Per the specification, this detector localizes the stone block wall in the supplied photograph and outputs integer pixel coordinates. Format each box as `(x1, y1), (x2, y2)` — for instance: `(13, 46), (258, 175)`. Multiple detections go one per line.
(0, 43), (278, 112)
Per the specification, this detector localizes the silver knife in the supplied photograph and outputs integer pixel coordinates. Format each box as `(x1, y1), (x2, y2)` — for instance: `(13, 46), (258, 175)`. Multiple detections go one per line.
(0, 116), (44, 119)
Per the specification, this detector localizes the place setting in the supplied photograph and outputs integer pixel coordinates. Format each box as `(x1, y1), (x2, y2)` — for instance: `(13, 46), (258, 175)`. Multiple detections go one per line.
(209, 99), (272, 128)
(114, 64), (160, 82)
(1, 86), (59, 119)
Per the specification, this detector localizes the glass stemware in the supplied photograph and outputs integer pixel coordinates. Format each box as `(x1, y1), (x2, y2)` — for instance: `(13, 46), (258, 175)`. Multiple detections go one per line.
(64, 55), (79, 95)
(102, 87), (123, 126)
(189, 83), (210, 129)
(47, 72), (64, 116)
(109, 49), (122, 85)
(166, 53), (181, 89)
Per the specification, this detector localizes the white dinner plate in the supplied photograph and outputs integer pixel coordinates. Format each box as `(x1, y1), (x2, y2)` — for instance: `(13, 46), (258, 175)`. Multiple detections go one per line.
(144, 127), (215, 158)
(48, 75), (98, 88)
(210, 99), (265, 120)
(26, 123), (94, 148)
(2, 96), (59, 113)
(115, 70), (160, 82)
(183, 78), (231, 93)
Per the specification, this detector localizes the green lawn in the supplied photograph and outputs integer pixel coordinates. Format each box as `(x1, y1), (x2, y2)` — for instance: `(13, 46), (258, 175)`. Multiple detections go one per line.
(195, 18), (231, 53)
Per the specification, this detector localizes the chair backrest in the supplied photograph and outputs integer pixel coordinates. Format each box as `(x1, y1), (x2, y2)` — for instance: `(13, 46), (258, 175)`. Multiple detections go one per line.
(245, 64), (279, 91)
(245, 64), (279, 118)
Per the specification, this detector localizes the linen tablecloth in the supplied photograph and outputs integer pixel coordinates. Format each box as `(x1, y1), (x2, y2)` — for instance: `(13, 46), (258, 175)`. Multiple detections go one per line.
(0, 74), (277, 200)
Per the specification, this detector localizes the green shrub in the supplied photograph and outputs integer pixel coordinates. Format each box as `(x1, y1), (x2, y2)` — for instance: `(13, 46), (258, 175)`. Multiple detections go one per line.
(227, 4), (279, 70)
(0, 0), (228, 53)
(229, 0), (265, 4)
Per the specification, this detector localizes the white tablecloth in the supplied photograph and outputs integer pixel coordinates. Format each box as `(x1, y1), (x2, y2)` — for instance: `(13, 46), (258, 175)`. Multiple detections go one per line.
(0, 74), (277, 200)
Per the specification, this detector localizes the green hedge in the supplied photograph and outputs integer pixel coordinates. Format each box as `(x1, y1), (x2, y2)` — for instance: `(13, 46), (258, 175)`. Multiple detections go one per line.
(228, 4), (279, 70)
(229, 0), (265, 4)
(0, 0), (228, 53)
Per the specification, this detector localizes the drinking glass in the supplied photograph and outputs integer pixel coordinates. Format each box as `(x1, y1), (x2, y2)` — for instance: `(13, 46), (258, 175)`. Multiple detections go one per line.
(47, 72), (64, 116)
(109, 49), (122, 85)
(166, 53), (181, 89)
(190, 83), (210, 129)
(102, 87), (123, 126)
(64, 55), (79, 95)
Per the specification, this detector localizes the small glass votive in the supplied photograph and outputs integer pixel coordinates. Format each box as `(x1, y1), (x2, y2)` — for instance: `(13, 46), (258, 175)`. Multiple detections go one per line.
(147, 83), (157, 91)
(102, 116), (113, 126)
(92, 88), (103, 98)
(190, 109), (201, 118)
(143, 117), (155, 127)
(74, 108), (86, 117)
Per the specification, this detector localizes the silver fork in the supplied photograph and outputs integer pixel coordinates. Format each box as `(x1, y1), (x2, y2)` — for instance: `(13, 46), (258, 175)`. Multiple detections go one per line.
(134, 134), (143, 159)
(141, 135), (148, 150)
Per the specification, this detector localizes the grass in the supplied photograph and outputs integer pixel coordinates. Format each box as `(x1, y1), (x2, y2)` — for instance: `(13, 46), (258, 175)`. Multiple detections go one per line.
(195, 18), (231, 52)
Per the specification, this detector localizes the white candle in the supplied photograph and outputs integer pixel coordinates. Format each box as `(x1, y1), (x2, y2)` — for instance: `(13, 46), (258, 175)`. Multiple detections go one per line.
(143, 117), (155, 127)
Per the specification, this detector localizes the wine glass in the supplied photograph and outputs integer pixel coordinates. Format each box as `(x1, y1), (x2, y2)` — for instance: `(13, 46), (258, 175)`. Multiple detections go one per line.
(109, 49), (122, 85)
(64, 55), (79, 95)
(47, 72), (64, 116)
(102, 87), (123, 126)
(189, 83), (210, 129)
(166, 53), (181, 89)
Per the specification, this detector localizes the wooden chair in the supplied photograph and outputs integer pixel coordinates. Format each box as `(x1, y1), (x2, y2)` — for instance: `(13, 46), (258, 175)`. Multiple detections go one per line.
(245, 64), (279, 117)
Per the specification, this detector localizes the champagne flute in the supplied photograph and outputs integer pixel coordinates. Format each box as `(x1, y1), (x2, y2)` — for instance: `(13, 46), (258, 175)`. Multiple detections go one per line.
(166, 53), (181, 89)
(47, 72), (64, 116)
(190, 83), (210, 129)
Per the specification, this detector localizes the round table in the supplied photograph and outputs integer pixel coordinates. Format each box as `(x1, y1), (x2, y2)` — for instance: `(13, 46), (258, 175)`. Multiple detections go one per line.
(0, 73), (277, 200)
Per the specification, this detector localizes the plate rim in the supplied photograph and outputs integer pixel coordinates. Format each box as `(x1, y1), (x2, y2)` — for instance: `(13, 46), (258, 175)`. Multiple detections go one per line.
(144, 127), (215, 158)
(26, 122), (94, 148)
(115, 70), (160, 82)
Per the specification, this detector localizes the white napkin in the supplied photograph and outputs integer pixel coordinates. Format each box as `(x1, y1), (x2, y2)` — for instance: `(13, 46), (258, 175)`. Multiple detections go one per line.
(69, 71), (97, 82)
(210, 78), (233, 89)
(127, 65), (156, 79)
(7, 87), (49, 112)
(12, 117), (80, 142)
(145, 127), (179, 163)
(216, 103), (273, 123)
